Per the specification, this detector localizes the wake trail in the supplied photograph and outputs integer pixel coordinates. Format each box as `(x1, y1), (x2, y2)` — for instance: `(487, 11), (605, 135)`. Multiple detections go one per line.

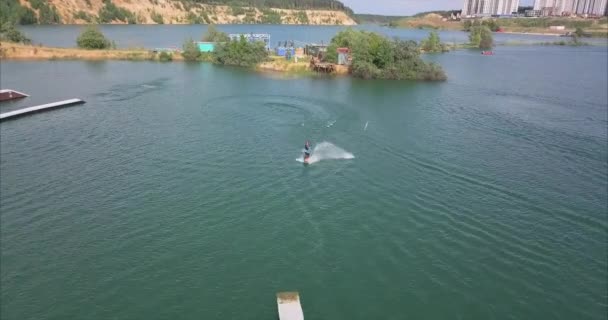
(296, 141), (354, 164)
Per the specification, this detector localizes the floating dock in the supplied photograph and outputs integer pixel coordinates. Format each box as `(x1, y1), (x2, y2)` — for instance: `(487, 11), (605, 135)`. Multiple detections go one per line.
(277, 292), (304, 320)
(0, 99), (85, 121)
(0, 89), (29, 102)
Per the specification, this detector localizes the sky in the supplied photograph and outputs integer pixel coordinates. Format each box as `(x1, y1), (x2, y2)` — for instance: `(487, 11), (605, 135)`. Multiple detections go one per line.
(342, 0), (534, 16)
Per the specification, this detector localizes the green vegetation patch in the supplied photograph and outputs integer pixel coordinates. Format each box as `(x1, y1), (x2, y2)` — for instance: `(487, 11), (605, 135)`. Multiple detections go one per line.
(159, 51), (173, 61)
(98, 0), (136, 24)
(326, 29), (447, 81)
(77, 25), (112, 49)
(420, 31), (448, 53)
(0, 0), (38, 25)
(469, 26), (494, 49)
(214, 35), (269, 67)
(0, 23), (31, 43)
(150, 11), (164, 24)
(73, 10), (93, 23)
(260, 8), (282, 24)
(182, 38), (201, 61)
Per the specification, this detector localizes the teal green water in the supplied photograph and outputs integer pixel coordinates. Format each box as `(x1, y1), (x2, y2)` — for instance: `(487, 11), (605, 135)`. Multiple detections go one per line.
(1, 46), (607, 319)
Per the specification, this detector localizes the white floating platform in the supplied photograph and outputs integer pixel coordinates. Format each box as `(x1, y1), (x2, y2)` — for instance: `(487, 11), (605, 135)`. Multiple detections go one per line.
(0, 99), (85, 121)
(277, 292), (304, 320)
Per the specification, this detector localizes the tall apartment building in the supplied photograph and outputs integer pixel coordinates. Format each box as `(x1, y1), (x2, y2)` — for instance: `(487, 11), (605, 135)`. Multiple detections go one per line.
(575, 0), (607, 15)
(462, 0), (520, 16)
(533, 0), (607, 15)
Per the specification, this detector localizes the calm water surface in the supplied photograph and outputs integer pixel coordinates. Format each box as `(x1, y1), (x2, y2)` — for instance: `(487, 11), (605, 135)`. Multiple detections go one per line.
(18, 24), (608, 48)
(1, 29), (607, 320)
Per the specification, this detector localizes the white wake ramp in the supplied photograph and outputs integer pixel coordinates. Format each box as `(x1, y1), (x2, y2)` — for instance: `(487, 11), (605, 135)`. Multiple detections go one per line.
(297, 141), (354, 164)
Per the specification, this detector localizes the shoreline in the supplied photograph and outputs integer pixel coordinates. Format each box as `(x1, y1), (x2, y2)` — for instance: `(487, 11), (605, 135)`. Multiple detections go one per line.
(499, 31), (562, 36)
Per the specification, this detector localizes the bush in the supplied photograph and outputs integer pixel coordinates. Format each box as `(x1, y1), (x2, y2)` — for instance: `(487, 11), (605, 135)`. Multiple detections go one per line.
(469, 27), (481, 46)
(464, 19), (500, 32)
(98, 0), (136, 23)
(17, 7), (37, 24)
(213, 36), (269, 67)
(73, 10), (92, 22)
(470, 26), (493, 49)
(261, 9), (282, 24)
(296, 11), (308, 24)
(159, 51), (173, 61)
(187, 12), (205, 24)
(0, 23), (31, 43)
(38, 3), (62, 24)
(421, 31), (442, 52)
(230, 5), (246, 16)
(76, 25), (111, 49)
(150, 11), (164, 24)
(327, 29), (447, 81)
(202, 24), (229, 42)
(479, 27), (494, 49)
(182, 38), (201, 61)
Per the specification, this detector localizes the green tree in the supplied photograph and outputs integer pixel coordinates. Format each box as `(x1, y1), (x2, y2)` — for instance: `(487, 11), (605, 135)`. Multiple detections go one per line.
(213, 36), (269, 67)
(326, 29), (446, 81)
(187, 12), (205, 24)
(158, 51), (173, 61)
(182, 38), (201, 61)
(463, 19), (472, 31)
(575, 27), (585, 37)
(0, 23), (31, 43)
(479, 26), (494, 49)
(421, 31), (442, 52)
(150, 11), (164, 24)
(260, 8), (282, 24)
(76, 25), (111, 49)
(202, 24), (229, 42)
(38, 3), (62, 24)
(73, 10), (93, 22)
(469, 26), (482, 47)
(17, 7), (37, 24)
(98, 0), (136, 23)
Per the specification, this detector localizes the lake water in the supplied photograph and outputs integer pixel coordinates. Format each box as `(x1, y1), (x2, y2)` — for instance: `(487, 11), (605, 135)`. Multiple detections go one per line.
(1, 26), (607, 320)
(17, 24), (608, 48)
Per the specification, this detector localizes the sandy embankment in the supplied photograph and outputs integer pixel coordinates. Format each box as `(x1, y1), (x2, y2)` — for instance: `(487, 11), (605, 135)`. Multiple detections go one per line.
(0, 42), (183, 61)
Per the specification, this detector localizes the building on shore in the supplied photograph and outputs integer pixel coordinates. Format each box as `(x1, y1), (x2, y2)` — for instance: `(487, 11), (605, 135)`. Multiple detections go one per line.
(462, 0), (520, 17)
(533, 0), (607, 16)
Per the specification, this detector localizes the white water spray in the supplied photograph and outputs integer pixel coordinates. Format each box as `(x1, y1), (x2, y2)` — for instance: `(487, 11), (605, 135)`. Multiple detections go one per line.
(364, 121), (369, 131)
(297, 141), (354, 164)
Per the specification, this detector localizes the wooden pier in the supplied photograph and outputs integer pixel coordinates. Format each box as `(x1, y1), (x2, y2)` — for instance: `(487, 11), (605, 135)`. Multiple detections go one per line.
(277, 292), (304, 320)
(0, 89), (29, 102)
(0, 99), (85, 121)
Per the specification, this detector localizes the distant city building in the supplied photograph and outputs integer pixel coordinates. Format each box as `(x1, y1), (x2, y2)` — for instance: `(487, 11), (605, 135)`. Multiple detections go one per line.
(574, 0), (608, 15)
(525, 8), (543, 15)
(462, 0), (520, 16)
(534, 0), (572, 15)
(533, 0), (607, 15)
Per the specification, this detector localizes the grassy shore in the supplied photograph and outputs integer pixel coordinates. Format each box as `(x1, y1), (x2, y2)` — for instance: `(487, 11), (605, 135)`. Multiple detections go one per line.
(0, 42), (184, 61)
